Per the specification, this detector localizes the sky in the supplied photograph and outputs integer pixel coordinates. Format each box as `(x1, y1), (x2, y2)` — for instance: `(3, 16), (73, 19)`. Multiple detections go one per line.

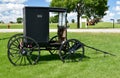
(0, 0), (120, 23)
(102, 0), (120, 22)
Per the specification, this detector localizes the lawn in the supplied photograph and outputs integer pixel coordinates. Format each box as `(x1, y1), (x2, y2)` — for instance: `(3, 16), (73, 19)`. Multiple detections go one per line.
(69, 22), (120, 29)
(0, 32), (120, 78)
(0, 22), (120, 29)
(0, 24), (23, 29)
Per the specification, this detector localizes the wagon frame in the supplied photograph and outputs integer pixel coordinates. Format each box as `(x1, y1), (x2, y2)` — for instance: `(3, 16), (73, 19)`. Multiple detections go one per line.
(7, 6), (85, 66)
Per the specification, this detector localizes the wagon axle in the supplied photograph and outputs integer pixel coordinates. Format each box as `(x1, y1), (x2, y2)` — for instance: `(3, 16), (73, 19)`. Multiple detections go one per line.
(20, 49), (28, 56)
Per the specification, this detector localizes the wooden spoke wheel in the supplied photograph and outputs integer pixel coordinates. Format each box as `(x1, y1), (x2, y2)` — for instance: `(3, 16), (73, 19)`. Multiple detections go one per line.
(48, 35), (58, 55)
(7, 36), (40, 66)
(59, 39), (84, 63)
(50, 35), (58, 42)
(7, 33), (23, 48)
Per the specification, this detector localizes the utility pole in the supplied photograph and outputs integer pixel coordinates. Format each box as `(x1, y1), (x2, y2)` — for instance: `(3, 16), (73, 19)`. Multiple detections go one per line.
(110, 19), (115, 28)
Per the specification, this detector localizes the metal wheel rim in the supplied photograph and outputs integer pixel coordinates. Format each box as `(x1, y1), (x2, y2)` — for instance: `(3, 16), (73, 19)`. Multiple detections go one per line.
(7, 36), (40, 66)
(59, 39), (84, 63)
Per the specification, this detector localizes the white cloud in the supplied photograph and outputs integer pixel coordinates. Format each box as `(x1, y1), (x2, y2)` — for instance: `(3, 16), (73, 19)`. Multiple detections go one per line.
(109, 13), (115, 17)
(45, 0), (52, 2)
(117, 12), (120, 14)
(0, 0), (27, 3)
(116, 1), (120, 5)
(67, 12), (77, 23)
(0, 3), (25, 11)
(102, 12), (115, 22)
(115, 6), (120, 11)
(105, 11), (110, 14)
(0, 1), (26, 23)
(102, 0), (120, 22)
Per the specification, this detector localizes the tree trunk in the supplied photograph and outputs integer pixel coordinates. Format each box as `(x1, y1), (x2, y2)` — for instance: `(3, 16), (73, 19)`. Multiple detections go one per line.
(77, 13), (80, 29)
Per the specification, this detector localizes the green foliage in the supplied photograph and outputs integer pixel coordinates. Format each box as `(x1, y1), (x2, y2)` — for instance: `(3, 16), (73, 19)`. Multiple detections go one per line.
(50, 15), (59, 23)
(9, 21), (14, 24)
(50, 0), (78, 13)
(71, 19), (75, 23)
(117, 19), (120, 24)
(85, 0), (108, 18)
(17, 17), (23, 23)
(0, 20), (4, 24)
(50, 0), (108, 28)
(50, 0), (108, 18)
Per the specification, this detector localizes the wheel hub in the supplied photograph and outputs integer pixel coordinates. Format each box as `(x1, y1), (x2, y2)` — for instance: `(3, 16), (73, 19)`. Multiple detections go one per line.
(21, 49), (28, 56)
(69, 48), (75, 54)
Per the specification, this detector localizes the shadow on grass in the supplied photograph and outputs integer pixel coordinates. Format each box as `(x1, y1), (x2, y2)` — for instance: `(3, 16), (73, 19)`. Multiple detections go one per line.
(39, 54), (60, 61)
(0, 37), (10, 40)
(37, 54), (90, 63)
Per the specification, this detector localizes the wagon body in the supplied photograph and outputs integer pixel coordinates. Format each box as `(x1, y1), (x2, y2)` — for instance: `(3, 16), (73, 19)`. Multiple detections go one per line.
(23, 7), (49, 45)
(23, 7), (67, 46)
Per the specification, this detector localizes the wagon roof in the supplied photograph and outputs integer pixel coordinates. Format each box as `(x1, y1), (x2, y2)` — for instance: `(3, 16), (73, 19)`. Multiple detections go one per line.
(24, 6), (67, 12)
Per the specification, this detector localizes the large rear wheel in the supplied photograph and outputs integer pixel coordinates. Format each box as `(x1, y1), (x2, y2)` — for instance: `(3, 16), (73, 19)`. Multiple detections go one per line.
(7, 36), (40, 66)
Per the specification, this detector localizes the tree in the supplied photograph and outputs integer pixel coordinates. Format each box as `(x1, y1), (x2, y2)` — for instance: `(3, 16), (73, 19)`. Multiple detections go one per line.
(50, 0), (108, 28)
(9, 21), (14, 24)
(50, 15), (59, 23)
(85, 0), (108, 18)
(50, 0), (78, 13)
(117, 19), (120, 24)
(0, 20), (4, 24)
(17, 17), (23, 23)
(71, 19), (75, 23)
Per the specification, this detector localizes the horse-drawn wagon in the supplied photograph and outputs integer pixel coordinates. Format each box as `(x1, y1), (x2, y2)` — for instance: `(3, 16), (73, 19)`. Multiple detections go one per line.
(7, 6), (85, 66)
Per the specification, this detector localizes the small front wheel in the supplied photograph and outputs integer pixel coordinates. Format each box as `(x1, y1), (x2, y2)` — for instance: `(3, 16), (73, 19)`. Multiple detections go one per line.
(59, 39), (84, 63)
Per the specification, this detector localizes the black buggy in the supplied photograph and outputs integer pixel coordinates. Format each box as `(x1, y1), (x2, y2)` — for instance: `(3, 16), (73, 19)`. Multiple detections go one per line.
(7, 7), (85, 66)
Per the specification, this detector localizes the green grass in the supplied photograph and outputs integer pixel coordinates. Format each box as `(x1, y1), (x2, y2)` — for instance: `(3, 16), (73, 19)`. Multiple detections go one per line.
(68, 22), (120, 29)
(87, 22), (120, 29)
(0, 24), (23, 29)
(0, 32), (120, 78)
(0, 22), (120, 29)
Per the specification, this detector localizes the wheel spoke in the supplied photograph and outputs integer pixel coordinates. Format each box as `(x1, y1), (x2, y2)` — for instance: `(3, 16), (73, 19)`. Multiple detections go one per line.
(62, 52), (70, 59)
(24, 56), (27, 65)
(15, 56), (21, 64)
(10, 47), (19, 51)
(14, 40), (19, 46)
(20, 56), (23, 65)
(12, 42), (19, 48)
(7, 33), (23, 48)
(27, 55), (32, 64)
